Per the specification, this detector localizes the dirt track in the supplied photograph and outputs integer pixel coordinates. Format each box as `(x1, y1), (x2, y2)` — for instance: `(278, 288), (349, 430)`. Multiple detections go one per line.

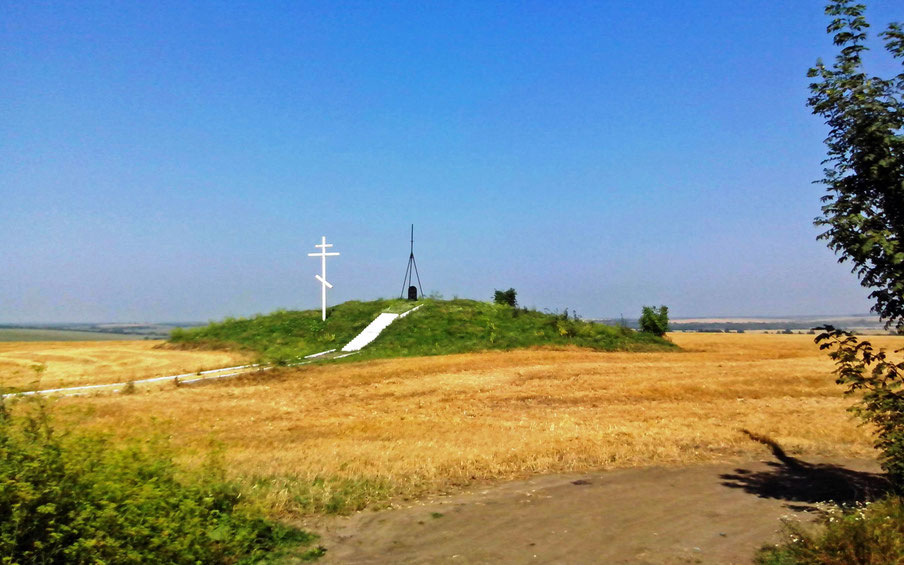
(307, 454), (886, 564)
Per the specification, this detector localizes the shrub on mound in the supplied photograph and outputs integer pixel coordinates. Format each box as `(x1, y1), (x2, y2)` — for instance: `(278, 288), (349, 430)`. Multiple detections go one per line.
(0, 399), (321, 564)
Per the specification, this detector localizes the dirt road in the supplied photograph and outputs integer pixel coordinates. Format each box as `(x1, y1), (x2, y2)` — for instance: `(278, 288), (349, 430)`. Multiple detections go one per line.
(307, 454), (886, 564)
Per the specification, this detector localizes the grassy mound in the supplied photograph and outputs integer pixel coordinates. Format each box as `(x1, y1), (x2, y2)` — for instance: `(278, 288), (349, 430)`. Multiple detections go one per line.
(169, 299), (401, 363)
(360, 298), (672, 358)
(170, 298), (673, 362)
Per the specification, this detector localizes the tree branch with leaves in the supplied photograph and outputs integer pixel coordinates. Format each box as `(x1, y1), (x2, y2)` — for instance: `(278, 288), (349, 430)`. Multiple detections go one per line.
(808, 0), (904, 331)
(810, 0), (904, 489)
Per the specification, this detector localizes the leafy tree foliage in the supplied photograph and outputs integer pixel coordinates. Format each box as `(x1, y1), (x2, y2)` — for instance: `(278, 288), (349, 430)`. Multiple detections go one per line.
(753, 4), (904, 560)
(817, 326), (904, 488)
(493, 288), (518, 307)
(807, 0), (904, 331)
(809, 1), (904, 490)
(639, 305), (669, 336)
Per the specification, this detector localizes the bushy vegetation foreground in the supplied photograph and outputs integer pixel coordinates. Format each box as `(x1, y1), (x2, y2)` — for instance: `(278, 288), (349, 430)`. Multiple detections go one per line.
(169, 298), (673, 363)
(757, 497), (904, 564)
(0, 398), (323, 564)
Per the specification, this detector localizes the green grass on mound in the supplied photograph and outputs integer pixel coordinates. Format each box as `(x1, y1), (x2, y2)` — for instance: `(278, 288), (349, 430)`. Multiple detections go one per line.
(359, 299), (672, 359)
(169, 300), (399, 363)
(168, 299), (674, 363)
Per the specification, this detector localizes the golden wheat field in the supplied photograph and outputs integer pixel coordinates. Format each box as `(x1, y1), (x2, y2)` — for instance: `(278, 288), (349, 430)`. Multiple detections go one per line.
(11, 332), (896, 515)
(0, 340), (249, 391)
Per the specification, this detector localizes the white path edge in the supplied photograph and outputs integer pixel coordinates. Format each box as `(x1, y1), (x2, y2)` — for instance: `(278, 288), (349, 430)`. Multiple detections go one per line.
(2, 305), (422, 399)
(1, 364), (263, 399)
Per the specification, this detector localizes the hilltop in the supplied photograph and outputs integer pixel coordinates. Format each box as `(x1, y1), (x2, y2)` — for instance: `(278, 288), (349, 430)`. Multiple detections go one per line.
(167, 298), (674, 363)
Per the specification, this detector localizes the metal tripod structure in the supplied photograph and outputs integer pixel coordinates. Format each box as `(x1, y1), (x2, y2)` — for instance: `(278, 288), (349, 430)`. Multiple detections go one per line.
(400, 224), (423, 299)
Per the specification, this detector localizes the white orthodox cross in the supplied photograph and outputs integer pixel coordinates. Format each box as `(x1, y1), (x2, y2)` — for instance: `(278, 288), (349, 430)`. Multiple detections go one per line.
(308, 236), (340, 321)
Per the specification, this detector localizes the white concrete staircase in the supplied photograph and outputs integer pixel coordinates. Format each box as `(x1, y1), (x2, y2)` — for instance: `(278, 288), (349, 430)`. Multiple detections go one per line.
(341, 305), (421, 352)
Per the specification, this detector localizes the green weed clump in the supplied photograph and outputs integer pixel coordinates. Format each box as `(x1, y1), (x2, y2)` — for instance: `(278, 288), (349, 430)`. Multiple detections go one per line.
(0, 398), (322, 564)
(757, 496), (904, 565)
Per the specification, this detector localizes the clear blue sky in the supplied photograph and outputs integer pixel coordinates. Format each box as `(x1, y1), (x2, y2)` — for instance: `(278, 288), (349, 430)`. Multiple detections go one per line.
(2, 1), (899, 323)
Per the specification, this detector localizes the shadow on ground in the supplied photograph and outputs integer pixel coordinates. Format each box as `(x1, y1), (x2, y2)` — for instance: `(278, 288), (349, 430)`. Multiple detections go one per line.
(721, 430), (889, 510)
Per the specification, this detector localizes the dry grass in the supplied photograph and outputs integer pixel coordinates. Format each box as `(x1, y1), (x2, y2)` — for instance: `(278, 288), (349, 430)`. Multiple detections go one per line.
(27, 332), (902, 516)
(0, 340), (249, 391)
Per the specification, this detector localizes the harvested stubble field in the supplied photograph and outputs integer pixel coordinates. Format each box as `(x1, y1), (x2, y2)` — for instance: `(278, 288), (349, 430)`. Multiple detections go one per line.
(31, 332), (902, 517)
(0, 340), (249, 391)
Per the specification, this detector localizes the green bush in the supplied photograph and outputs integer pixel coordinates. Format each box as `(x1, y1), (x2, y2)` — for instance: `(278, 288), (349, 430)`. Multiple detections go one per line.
(493, 288), (517, 307)
(757, 496), (904, 564)
(0, 398), (322, 564)
(639, 305), (669, 336)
